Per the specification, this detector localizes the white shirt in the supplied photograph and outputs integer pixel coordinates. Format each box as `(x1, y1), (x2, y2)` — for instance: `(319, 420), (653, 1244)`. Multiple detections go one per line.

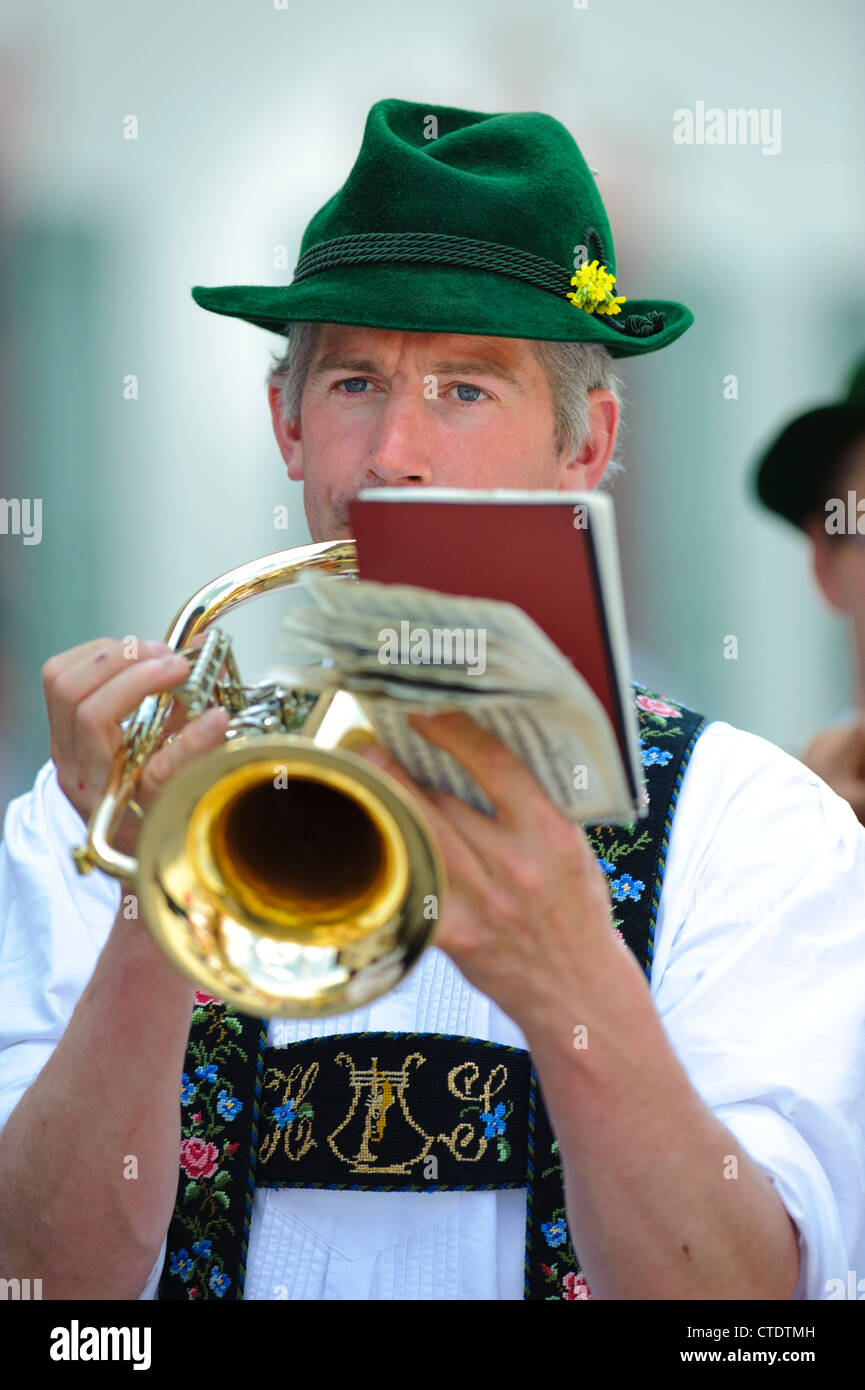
(2, 720), (865, 1301)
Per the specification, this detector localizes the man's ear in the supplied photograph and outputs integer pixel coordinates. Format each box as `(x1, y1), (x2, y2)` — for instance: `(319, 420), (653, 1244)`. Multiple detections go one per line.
(805, 517), (848, 612)
(558, 388), (620, 490)
(268, 382), (304, 481)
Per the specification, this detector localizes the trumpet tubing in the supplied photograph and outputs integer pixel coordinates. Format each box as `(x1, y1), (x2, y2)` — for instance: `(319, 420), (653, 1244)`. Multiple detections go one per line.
(72, 542), (446, 1018)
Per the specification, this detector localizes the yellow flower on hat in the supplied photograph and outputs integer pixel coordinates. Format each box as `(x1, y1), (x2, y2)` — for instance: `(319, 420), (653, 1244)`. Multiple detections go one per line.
(567, 259), (627, 316)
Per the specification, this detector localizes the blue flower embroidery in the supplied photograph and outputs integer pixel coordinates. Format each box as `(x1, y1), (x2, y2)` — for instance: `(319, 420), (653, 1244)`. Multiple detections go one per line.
(598, 858), (616, 875)
(195, 1064), (218, 1083)
(169, 1248), (194, 1281)
(641, 745), (672, 768)
(541, 1218), (568, 1249)
(479, 1102), (507, 1138)
(610, 873), (645, 903)
(209, 1268), (231, 1297)
(180, 1072), (197, 1106)
(273, 1100), (297, 1130)
(216, 1089), (243, 1121)
(192, 1240), (212, 1258)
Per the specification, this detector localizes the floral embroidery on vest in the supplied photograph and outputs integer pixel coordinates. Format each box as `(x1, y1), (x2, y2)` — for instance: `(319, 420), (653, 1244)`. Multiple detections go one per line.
(164, 990), (259, 1300)
(528, 686), (704, 1299)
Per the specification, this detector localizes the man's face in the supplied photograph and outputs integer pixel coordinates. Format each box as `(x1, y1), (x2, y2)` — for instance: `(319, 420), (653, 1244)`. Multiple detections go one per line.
(271, 325), (615, 542)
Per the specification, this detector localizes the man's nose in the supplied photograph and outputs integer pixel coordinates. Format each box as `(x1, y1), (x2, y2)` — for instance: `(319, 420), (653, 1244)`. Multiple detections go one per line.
(366, 391), (434, 485)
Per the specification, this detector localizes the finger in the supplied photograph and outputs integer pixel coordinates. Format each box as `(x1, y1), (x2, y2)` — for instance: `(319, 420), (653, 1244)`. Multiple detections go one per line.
(54, 630), (202, 705)
(138, 706), (230, 810)
(71, 655), (193, 778)
(47, 637), (175, 702)
(416, 783), (520, 876)
(42, 636), (169, 691)
(79, 654), (191, 733)
(407, 711), (551, 830)
(45, 638), (178, 756)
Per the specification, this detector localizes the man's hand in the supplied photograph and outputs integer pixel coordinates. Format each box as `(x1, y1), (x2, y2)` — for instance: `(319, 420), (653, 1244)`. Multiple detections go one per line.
(355, 710), (616, 1032)
(42, 636), (228, 851)
(800, 717), (865, 824)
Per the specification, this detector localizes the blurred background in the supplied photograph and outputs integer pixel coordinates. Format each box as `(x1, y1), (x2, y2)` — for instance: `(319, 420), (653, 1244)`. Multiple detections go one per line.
(1, 0), (863, 820)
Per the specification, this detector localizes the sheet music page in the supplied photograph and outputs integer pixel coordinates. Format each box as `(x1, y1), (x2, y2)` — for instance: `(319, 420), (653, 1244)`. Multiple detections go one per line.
(276, 571), (641, 824)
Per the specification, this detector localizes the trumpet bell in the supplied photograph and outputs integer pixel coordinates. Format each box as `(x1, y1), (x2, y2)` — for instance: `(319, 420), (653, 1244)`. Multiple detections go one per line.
(135, 734), (445, 1018)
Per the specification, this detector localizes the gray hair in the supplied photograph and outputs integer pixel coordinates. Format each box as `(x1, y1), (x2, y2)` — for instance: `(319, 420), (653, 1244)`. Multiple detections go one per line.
(267, 321), (623, 487)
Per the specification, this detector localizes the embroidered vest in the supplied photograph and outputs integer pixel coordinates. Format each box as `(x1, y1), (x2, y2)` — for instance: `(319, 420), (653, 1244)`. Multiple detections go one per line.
(157, 685), (706, 1301)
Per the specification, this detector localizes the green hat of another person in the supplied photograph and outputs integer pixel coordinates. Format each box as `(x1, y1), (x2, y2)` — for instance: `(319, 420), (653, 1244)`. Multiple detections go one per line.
(192, 97), (693, 357)
(755, 352), (865, 529)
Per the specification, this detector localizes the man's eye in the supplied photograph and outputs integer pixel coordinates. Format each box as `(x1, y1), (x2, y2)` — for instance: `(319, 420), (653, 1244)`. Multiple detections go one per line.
(337, 377), (370, 393)
(450, 383), (485, 402)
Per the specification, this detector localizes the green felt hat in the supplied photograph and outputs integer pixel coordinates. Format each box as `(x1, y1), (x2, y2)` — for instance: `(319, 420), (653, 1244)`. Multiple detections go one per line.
(755, 353), (865, 529)
(192, 98), (693, 357)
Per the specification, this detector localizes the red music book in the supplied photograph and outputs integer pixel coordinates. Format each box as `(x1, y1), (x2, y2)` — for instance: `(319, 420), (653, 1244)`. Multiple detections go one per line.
(349, 487), (642, 813)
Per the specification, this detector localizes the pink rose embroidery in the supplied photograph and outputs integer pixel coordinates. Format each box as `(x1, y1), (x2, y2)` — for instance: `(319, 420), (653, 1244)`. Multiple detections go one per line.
(635, 695), (680, 718)
(180, 1137), (219, 1180)
(563, 1272), (594, 1300)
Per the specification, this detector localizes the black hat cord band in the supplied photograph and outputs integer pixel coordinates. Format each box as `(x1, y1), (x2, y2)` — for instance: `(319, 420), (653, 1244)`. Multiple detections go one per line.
(291, 232), (665, 338)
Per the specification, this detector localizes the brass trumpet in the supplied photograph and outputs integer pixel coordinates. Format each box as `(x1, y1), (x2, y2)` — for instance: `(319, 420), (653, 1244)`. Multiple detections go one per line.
(71, 541), (445, 1018)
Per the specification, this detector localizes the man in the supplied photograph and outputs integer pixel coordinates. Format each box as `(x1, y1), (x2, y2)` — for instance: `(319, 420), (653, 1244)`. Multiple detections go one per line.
(2, 98), (865, 1302)
(755, 354), (865, 822)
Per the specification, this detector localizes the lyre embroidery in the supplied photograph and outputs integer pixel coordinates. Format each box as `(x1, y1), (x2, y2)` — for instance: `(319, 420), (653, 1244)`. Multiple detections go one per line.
(328, 1051), (433, 1174)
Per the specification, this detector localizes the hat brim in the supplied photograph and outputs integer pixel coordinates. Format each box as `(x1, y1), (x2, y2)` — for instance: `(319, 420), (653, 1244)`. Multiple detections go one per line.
(755, 405), (865, 529)
(192, 264), (692, 358)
